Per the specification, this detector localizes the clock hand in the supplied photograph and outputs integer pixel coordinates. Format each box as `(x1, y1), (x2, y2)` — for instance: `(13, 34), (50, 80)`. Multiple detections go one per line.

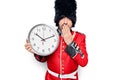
(44, 35), (55, 40)
(35, 33), (45, 41)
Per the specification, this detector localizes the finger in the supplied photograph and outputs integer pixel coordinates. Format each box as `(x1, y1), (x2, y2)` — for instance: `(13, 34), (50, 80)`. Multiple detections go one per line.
(65, 25), (70, 31)
(24, 43), (30, 48)
(62, 26), (66, 35)
(63, 25), (68, 34)
(25, 46), (30, 50)
(65, 26), (71, 35)
(27, 46), (33, 52)
(28, 47), (32, 51)
(63, 24), (70, 34)
(27, 43), (31, 46)
(61, 25), (64, 32)
(24, 43), (29, 48)
(25, 44), (32, 49)
(28, 48), (34, 53)
(61, 23), (66, 30)
(64, 25), (67, 32)
(61, 23), (64, 29)
(63, 25), (67, 31)
(29, 48), (34, 53)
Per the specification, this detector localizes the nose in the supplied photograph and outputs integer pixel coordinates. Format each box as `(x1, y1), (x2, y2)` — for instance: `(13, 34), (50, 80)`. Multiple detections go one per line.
(63, 17), (68, 24)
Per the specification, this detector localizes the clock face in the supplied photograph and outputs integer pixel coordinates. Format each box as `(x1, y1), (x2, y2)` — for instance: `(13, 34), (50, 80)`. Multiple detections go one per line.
(28, 24), (59, 56)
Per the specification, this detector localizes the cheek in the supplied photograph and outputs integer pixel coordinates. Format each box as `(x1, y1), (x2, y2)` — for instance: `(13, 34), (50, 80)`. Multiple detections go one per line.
(59, 20), (64, 26)
(68, 21), (72, 28)
(58, 21), (63, 29)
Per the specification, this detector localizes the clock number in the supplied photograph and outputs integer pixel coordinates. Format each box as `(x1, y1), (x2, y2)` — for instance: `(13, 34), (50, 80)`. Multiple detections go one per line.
(48, 48), (50, 52)
(54, 39), (56, 42)
(37, 47), (39, 50)
(42, 27), (46, 31)
(33, 43), (36, 46)
(32, 37), (34, 40)
(37, 28), (40, 32)
(34, 32), (36, 35)
(49, 29), (51, 32)
(42, 49), (45, 52)
(52, 45), (54, 48)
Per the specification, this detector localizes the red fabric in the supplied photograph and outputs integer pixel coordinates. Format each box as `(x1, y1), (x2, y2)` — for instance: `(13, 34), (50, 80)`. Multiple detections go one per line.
(34, 54), (47, 62)
(34, 31), (88, 80)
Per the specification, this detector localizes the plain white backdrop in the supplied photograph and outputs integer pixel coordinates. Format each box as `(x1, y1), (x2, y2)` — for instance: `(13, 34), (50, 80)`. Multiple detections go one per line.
(0, 0), (120, 80)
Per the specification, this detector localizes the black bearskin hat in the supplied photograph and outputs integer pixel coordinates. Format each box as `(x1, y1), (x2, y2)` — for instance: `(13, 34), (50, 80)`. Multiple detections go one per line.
(54, 0), (77, 27)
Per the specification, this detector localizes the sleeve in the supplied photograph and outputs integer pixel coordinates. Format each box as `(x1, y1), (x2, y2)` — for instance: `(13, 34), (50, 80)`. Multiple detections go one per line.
(34, 54), (48, 62)
(65, 33), (88, 67)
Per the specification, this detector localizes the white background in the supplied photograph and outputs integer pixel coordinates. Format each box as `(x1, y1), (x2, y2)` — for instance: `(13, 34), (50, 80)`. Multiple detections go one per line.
(0, 0), (120, 80)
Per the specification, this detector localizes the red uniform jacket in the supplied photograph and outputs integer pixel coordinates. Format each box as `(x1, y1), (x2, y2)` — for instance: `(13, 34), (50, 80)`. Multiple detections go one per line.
(34, 31), (88, 80)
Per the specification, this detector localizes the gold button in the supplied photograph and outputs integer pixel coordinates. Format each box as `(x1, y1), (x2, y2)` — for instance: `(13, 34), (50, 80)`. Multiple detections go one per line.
(62, 67), (64, 70)
(62, 71), (64, 73)
(62, 64), (64, 66)
(62, 50), (64, 52)
(62, 46), (64, 48)
(62, 60), (64, 62)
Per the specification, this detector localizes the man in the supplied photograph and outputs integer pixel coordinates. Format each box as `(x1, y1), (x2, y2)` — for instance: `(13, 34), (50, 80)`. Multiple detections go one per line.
(25, 0), (88, 80)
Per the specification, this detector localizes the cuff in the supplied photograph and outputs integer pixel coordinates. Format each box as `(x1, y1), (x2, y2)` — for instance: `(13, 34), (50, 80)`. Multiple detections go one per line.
(34, 54), (44, 61)
(65, 41), (84, 58)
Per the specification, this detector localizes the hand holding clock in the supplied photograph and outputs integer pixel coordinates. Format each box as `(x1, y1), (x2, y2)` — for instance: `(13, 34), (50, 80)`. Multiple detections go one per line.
(24, 39), (34, 54)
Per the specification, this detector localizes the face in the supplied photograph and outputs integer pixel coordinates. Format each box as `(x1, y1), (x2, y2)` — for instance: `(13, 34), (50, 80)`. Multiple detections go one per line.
(58, 17), (72, 30)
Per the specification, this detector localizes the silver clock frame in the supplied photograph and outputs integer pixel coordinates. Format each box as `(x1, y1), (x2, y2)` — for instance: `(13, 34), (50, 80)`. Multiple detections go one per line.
(28, 24), (59, 56)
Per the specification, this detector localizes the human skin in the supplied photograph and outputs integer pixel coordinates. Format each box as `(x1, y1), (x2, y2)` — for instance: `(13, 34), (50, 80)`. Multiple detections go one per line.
(59, 17), (73, 45)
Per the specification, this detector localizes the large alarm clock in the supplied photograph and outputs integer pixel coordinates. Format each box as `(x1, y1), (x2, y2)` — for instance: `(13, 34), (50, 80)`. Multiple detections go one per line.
(28, 24), (59, 56)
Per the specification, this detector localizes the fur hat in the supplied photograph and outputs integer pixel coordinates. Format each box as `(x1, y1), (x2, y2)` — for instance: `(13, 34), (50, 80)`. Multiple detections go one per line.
(54, 0), (77, 27)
